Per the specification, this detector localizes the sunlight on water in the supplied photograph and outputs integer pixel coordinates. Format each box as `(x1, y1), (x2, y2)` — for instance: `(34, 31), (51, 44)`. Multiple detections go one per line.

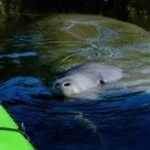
(0, 52), (37, 59)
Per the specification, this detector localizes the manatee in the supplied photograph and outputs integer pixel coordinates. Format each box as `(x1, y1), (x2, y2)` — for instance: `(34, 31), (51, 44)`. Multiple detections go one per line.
(52, 63), (123, 98)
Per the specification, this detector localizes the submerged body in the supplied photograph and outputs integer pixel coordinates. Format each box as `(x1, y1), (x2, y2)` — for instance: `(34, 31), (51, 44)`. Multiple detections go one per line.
(53, 63), (123, 98)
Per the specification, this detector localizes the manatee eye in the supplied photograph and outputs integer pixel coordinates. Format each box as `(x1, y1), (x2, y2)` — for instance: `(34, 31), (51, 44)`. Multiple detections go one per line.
(100, 80), (106, 85)
(63, 82), (71, 87)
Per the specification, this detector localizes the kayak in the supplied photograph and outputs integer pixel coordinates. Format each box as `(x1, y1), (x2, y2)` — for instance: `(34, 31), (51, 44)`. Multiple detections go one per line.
(0, 105), (35, 150)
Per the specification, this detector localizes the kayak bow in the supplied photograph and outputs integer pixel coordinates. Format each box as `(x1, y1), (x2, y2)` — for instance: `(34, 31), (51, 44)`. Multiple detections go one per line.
(0, 105), (35, 150)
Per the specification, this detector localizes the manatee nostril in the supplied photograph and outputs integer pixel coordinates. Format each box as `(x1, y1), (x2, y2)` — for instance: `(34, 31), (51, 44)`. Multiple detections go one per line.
(63, 82), (71, 87)
(100, 80), (106, 85)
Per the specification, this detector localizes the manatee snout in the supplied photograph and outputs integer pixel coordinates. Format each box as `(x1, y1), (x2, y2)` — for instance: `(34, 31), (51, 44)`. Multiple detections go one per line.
(52, 77), (81, 97)
(52, 63), (123, 98)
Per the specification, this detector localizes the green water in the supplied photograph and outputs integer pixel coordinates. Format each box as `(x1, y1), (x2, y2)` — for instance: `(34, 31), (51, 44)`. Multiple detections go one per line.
(1, 14), (150, 90)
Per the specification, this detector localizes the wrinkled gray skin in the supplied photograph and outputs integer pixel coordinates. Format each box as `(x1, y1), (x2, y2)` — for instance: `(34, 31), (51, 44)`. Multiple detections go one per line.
(53, 63), (123, 98)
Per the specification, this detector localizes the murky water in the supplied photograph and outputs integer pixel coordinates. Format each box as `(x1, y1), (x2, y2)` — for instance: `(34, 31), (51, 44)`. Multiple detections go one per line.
(0, 14), (150, 150)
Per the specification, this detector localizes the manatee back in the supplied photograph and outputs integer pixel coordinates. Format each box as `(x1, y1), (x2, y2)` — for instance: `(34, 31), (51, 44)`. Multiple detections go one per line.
(65, 63), (123, 84)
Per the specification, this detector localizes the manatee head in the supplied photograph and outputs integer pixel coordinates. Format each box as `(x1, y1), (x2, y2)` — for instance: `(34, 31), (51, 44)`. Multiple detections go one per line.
(52, 63), (123, 98)
(52, 77), (79, 97)
(52, 74), (99, 98)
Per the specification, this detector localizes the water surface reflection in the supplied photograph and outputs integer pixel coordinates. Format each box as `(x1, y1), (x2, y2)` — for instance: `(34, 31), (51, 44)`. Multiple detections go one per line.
(0, 14), (150, 150)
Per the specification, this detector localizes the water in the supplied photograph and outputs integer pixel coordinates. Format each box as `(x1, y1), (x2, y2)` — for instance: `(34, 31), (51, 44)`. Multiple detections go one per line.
(0, 14), (150, 150)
